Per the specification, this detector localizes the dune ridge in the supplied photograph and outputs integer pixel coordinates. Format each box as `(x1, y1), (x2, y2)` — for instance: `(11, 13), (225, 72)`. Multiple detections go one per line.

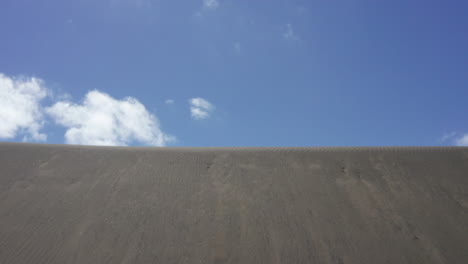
(0, 142), (467, 263)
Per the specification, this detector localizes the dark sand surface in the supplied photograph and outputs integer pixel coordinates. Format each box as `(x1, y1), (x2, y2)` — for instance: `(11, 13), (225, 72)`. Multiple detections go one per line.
(0, 142), (468, 263)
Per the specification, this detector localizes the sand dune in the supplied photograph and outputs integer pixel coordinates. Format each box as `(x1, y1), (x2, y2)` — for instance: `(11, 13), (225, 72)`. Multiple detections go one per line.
(0, 142), (467, 263)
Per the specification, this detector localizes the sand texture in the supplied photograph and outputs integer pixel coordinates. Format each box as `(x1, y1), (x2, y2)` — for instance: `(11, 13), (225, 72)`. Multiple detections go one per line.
(0, 143), (468, 263)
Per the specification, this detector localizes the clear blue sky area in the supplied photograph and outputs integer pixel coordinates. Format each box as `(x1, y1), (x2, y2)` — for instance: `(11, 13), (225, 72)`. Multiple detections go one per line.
(1, 0), (467, 146)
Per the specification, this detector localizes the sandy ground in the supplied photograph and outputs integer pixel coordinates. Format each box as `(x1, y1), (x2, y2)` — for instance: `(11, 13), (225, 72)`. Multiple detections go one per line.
(0, 143), (467, 263)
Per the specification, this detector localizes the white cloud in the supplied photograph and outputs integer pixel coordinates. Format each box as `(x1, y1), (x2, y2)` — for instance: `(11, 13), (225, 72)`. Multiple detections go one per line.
(46, 90), (174, 146)
(455, 134), (468, 146)
(0, 73), (48, 141)
(203, 0), (219, 10)
(283, 23), (299, 41)
(165, 99), (174, 104)
(439, 132), (468, 146)
(189, 97), (214, 120)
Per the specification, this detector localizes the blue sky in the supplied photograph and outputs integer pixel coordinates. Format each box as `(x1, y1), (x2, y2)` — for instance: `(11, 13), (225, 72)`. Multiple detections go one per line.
(1, 0), (468, 146)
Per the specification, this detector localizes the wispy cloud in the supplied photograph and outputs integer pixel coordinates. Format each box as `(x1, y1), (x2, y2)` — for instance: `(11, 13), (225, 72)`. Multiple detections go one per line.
(195, 0), (219, 17)
(165, 99), (174, 104)
(109, 0), (153, 8)
(234, 42), (241, 53)
(455, 134), (468, 146)
(203, 0), (219, 10)
(189, 97), (215, 120)
(0, 73), (48, 141)
(47, 90), (174, 146)
(439, 131), (468, 146)
(295, 6), (308, 15)
(283, 23), (299, 41)
(440, 131), (457, 142)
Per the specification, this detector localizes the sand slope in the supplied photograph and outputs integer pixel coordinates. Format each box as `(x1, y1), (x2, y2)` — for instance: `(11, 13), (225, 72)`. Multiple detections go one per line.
(0, 143), (468, 263)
